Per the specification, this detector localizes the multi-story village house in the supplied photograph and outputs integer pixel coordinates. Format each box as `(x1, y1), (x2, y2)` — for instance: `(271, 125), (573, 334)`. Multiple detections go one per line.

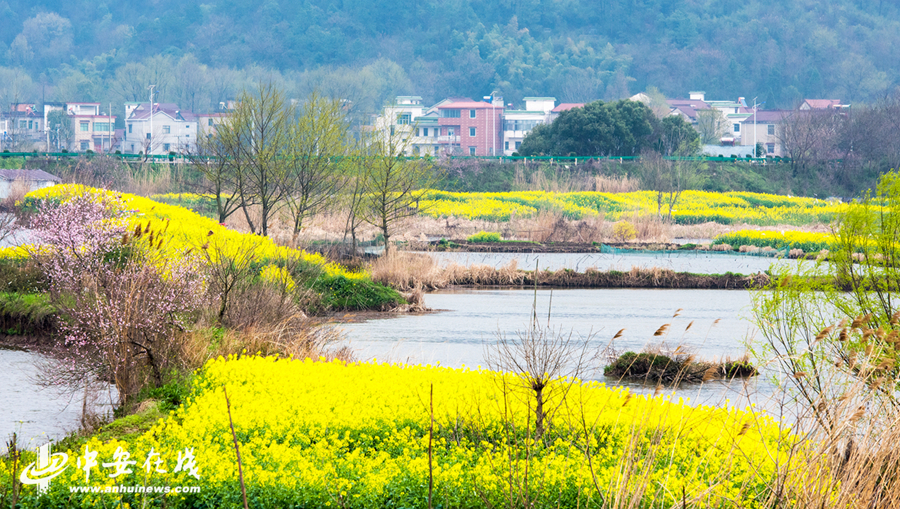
(122, 102), (198, 155)
(0, 104), (45, 151)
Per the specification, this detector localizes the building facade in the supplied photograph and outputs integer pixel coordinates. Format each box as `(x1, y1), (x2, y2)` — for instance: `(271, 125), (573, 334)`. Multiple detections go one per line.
(436, 98), (504, 156)
(122, 102), (198, 155)
(502, 97), (555, 155)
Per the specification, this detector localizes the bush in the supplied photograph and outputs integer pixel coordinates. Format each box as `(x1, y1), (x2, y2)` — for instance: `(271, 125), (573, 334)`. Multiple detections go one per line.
(612, 221), (637, 241)
(467, 231), (502, 242)
(311, 275), (405, 311)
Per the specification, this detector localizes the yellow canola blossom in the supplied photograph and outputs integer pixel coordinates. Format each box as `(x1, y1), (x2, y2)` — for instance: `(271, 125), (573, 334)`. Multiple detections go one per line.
(418, 189), (848, 226)
(714, 229), (835, 252)
(39, 357), (801, 508)
(21, 184), (366, 281)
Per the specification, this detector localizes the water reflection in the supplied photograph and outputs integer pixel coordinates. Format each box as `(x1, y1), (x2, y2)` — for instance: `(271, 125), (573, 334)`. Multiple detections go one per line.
(340, 288), (783, 412)
(0, 348), (116, 452)
(416, 250), (819, 275)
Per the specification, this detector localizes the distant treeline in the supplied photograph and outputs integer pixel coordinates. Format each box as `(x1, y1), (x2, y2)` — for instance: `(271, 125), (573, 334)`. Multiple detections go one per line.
(1, 0), (900, 116)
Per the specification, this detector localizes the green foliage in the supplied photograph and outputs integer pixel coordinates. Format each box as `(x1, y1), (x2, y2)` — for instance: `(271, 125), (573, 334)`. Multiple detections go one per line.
(0, 259), (48, 293)
(519, 99), (658, 157)
(467, 231), (502, 242)
(604, 351), (674, 377)
(311, 275), (405, 311)
(753, 170), (900, 406)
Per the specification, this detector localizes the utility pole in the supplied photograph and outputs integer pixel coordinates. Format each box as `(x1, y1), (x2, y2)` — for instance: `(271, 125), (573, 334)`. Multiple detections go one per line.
(148, 85), (155, 156)
(752, 96), (757, 158)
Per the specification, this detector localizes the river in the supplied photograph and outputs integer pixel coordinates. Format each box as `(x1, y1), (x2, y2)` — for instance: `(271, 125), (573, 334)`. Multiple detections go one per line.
(414, 250), (819, 275)
(0, 348), (116, 452)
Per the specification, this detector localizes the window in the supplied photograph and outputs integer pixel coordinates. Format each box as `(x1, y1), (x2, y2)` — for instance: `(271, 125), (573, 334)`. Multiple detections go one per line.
(415, 128), (420, 136)
(80, 122), (90, 132)
(80, 141), (89, 150)
(162, 125), (171, 134)
(447, 128), (454, 136)
(146, 133), (151, 140)
(390, 126), (395, 136)
(163, 143), (171, 152)
(413, 146), (420, 155)
(469, 127), (476, 137)
(469, 146), (476, 155)
(128, 124), (133, 134)
(503, 119), (542, 131)
(515, 141), (521, 149)
(733, 123), (740, 133)
(27, 120), (33, 130)
(505, 141), (509, 150)
(469, 109), (476, 119)
(208, 119), (214, 126)
(130, 144), (135, 153)
(442, 109), (461, 118)
(423, 128), (428, 137)
(94, 122), (110, 132)
(766, 143), (775, 154)
(397, 113), (411, 125)
(18, 120), (26, 129)
(767, 124), (775, 135)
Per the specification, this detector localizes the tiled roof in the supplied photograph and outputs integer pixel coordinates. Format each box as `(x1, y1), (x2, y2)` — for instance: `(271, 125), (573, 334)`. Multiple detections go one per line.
(0, 169), (60, 182)
(803, 99), (843, 109)
(127, 102), (195, 121)
(437, 101), (497, 109)
(551, 103), (584, 112)
(741, 110), (791, 123)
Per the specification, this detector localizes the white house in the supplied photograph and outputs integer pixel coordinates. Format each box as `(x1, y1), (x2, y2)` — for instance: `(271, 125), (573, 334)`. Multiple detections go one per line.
(368, 96), (442, 156)
(0, 169), (60, 199)
(502, 97), (556, 155)
(122, 102), (198, 155)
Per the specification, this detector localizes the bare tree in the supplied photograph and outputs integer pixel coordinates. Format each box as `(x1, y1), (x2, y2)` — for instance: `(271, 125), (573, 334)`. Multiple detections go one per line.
(187, 131), (243, 223)
(361, 124), (438, 255)
(695, 108), (729, 145)
(639, 150), (703, 220)
(216, 82), (293, 236)
(779, 109), (841, 177)
(282, 91), (350, 239)
(484, 290), (600, 441)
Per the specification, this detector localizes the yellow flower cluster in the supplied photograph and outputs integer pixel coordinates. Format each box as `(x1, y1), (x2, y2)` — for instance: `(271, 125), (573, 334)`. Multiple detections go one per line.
(36, 356), (798, 507)
(714, 229), (835, 252)
(418, 190), (848, 226)
(20, 184), (366, 281)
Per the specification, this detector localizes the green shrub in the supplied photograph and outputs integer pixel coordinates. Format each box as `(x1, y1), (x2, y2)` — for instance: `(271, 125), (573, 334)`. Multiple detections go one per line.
(311, 275), (405, 311)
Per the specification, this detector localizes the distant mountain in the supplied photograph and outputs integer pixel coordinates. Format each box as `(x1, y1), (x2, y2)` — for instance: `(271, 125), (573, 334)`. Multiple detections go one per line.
(0, 0), (897, 112)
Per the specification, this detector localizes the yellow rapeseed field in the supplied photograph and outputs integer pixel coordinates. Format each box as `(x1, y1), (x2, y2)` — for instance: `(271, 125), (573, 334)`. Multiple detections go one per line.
(417, 190), (846, 225)
(7, 184), (365, 281)
(28, 356), (795, 508)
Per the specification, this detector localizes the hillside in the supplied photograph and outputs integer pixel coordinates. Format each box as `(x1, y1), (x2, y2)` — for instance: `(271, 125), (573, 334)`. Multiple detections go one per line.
(0, 0), (898, 113)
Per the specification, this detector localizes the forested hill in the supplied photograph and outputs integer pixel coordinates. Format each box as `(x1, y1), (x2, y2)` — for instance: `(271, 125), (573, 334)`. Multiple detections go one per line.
(1, 0), (899, 113)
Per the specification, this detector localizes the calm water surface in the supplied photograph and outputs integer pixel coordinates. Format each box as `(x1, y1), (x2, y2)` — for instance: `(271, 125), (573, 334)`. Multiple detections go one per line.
(0, 349), (115, 451)
(416, 250), (818, 275)
(340, 288), (776, 410)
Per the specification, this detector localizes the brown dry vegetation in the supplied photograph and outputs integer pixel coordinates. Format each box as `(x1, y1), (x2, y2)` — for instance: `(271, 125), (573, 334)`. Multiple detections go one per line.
(368, 251), (768, 291)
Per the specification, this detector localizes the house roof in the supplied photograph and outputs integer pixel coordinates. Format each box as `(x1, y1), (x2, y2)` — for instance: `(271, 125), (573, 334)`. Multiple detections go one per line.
(741, 110), (791, 123)
(437, 100), (497, 109)
(802, 99), (844, 109)
(0, 169), (60, 182)
(127, 103), (196, 122)
(666, 98), (710, 110)
(551, 103), (584, 112)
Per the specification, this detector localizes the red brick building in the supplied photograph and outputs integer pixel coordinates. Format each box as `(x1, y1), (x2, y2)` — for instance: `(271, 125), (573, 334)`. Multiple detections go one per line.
(437, 100), (504, 156)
